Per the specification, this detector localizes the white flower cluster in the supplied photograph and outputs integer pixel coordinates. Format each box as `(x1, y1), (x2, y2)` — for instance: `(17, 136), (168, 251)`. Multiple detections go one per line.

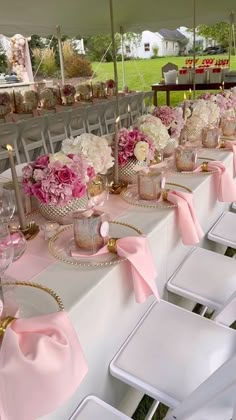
(185, 99), (220, 143)
(61, 134), (114, 174)
(136, 115), (170, 150)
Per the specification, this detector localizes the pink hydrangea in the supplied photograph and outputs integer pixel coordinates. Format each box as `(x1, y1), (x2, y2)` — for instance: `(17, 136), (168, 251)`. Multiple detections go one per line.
(152, 106), (184, 139)
(117, 127), (154, 166)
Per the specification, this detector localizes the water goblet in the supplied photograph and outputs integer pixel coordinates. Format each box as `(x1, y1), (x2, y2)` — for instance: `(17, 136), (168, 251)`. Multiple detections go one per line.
(0, 186), (15, 222)
(0, 224), (14, 302)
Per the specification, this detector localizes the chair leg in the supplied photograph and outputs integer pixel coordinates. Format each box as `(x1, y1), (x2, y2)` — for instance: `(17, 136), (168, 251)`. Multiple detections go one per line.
(225, 247), (236, 257)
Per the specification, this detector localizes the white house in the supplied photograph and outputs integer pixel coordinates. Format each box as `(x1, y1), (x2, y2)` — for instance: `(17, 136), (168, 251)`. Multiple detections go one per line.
(125, 29), (188, 58)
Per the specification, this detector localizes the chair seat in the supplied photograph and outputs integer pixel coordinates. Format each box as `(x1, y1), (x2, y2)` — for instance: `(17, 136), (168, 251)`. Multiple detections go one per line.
(208, 212), (236, 248)
(167, 247), (236, 310)
(70, 396), (130, 419)
(110, 300), (236, 409)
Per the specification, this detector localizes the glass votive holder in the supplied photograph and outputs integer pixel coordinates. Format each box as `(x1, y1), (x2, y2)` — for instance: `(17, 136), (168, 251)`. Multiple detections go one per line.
(41, 222), (60, 241)
(175, 146), (198, 172)
(73, 210), (109, 253)
(137, 169), (162, 201)
(202, 126), (221, 148)
(221, 117), (236, 137)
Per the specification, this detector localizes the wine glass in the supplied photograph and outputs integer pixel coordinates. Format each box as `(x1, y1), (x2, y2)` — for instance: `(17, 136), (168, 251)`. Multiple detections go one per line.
(0, 224), (14, 302)
(0, 186), (15, 222)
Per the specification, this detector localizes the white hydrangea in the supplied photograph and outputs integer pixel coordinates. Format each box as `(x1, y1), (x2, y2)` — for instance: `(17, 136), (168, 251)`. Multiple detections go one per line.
(136, 115), (170, 150)
(61, 134), (114, 175)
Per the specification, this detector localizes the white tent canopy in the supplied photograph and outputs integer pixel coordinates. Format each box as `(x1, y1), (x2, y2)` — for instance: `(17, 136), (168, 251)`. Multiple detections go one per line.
(0, 0), (235, 37)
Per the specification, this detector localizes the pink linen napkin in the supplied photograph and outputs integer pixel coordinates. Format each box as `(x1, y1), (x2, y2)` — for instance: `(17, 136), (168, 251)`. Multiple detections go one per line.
(0, 311), (88, 420)
(165, 190), (204, 245)
(71, 236), (159, 304)
(194, 160), (236, 202)
(223, 140), (236, 174)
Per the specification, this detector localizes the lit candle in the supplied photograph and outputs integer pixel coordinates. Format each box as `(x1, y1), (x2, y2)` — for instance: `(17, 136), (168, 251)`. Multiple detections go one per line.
(188, 88), (192, 100)
(114, 116), (120, 184)
(222, 81), (225, 92)
(6, 144), (27, 230)
(128, 104), (131, 127)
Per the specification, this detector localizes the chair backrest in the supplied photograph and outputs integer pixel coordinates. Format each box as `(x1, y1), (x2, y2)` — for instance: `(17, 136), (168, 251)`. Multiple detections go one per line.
(161, 62), (178, 78)
(86, 103), (105, 135)
(0, 122), (21, 171)
(46, 111), (70, 152)
(18, 116), (45, 139)
(104, 101), (116, 134)
(165, 353), (236, 420)
(69, 106), (88, 138)
(142, 91), (154, 113)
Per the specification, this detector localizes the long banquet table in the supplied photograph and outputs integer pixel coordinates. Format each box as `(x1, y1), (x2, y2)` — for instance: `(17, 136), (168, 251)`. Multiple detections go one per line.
(5, 148), (235, 419)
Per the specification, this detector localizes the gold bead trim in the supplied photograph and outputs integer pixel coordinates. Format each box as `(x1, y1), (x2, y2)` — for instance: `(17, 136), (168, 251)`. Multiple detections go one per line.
(2, 281), (64, 311)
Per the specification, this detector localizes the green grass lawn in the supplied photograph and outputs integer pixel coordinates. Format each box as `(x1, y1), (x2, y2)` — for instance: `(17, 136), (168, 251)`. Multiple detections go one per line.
(92, 55), (236, 106)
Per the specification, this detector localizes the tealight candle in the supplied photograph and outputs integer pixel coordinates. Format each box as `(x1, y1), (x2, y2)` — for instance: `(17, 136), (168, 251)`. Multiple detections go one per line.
(202, 126), (221, 148)
(175, 147), (197, 172)
(41, 222), (59, 240)
(137, 169), (162, 201)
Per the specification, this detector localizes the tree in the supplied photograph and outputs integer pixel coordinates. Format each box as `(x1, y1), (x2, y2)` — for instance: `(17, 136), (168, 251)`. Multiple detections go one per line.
(197, 22), (234, 48)
(84, 34), (120, 62)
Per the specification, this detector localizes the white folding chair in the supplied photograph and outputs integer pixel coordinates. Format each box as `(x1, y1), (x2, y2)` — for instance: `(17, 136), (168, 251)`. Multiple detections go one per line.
(208, 211), (236, 257)
(232, 202), (236, 210)
(104, 100), (116, 134)
(110, 299), (236, 418)
(0, 123), (21, 172)
(118, 97), (129, 128)
(46, 111), (70, 153)
(70, 396), (130, 420)
(18, 117), (48, 162)
(68, 107), (88, 138)
(128, 93), (144, 125)
(142, 91), (154, 114)
(164, 354), (236, 420)
(86, 103), (105, 136)
(167, 247), (236, 312)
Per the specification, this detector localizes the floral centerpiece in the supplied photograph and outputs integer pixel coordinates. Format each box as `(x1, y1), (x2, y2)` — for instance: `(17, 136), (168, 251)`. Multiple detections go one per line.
(92, 82), (106, 99)
(40, 88), (58, 109)
(62, 84), (76, 105)
(105, 79), (116, 96)
(75, 83), (92, 101)
(22, 152), (95, 223)
(11, 90), (39, 113)
(152, 106), (184, 156)
(117, 127), (155, 183)
(0, 92), (11, 116)
(135, 114), (170, 160)
(61, 133), (114, 175)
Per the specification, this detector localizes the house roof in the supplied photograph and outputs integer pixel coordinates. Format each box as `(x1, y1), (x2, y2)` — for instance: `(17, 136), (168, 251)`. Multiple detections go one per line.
(158, 29), (187, 42)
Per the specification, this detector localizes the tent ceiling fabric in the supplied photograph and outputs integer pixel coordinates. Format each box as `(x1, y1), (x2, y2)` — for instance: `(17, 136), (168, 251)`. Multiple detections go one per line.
(0, 0), (235, 37)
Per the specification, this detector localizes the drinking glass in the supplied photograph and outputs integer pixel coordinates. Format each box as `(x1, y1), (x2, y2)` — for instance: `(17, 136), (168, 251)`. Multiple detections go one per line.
(0, 224), (14, 301)
(0, 186), (15, 222)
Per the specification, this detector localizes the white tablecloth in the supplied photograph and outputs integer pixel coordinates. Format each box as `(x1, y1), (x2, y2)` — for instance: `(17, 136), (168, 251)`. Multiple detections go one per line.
(4, 148), (234, 419)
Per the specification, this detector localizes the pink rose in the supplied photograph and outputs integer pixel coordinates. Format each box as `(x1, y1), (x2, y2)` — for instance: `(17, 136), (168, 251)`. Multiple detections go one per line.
(33, 169), (46, 181)
(56, 167), (76, 184)
(23, 179), (33, 195)
(22, 164), (33, 179)
(31, 183), (49, 203)
(34, 155), (49, 169)
(87, 166), (95, 179)
(72, 181), (86, 198)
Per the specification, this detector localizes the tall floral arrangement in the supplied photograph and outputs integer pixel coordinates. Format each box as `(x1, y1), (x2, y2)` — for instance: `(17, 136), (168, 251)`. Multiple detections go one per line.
(136, 114), (170, 151)
(22, 152), (95, 205)
(152, 106), (184, 139)
(61, 134), (114, 174)
(117, 128), (155, 166)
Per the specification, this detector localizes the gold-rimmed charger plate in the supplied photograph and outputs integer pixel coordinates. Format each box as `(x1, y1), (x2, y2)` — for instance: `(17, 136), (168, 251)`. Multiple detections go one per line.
(48, 221), (143, 267)
(166, 156), (218, 176)
(120, 182), (192, 209)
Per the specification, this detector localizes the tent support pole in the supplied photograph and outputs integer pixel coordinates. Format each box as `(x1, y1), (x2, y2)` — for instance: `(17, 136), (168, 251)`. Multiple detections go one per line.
(56, 25), (65, 85)
(109, 0), (120, 187)
(193, 0), (196, 99)
(120, 26), (126, 90)
(228, 12), (234, 69)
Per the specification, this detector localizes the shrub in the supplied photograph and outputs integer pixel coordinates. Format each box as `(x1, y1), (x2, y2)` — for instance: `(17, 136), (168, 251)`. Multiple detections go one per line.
(32, 47), (57, 76)
(63, 40), (92, 78)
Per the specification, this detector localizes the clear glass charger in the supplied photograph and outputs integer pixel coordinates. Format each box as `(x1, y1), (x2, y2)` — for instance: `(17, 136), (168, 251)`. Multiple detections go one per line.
(166, 156), (218, 176)
(48, 221), (143, 267)
(1, 280), (62, 318)
(120, 182), (192, 209)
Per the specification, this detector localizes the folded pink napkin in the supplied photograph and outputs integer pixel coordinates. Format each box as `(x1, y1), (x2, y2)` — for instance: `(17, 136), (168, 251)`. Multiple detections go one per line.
(223, 140), (236, 174)
(165, 190), (204, 245)
(194, 160), (236, 202)
(0, 311), (88, 420)
(71, 236), (159, 304)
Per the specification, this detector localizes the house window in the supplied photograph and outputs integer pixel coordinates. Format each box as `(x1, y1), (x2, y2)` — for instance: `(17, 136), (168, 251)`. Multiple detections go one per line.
(144, 43), (150, 51)
(125, 45), (131, 53)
